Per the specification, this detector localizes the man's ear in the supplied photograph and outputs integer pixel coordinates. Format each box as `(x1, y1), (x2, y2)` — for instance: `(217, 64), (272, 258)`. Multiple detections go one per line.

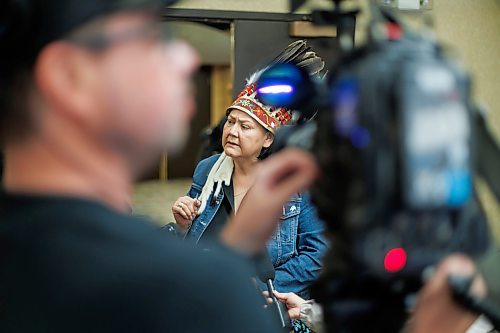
(262, 131), (274, 149)
(34, 42), (102, 124)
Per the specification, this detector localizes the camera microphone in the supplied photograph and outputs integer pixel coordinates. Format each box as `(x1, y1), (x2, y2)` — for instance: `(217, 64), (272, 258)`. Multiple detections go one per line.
(254, 251), (290, 329)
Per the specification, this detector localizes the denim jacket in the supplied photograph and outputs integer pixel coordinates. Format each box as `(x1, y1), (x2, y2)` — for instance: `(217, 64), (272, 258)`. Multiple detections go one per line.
(184, 154), (328, 299)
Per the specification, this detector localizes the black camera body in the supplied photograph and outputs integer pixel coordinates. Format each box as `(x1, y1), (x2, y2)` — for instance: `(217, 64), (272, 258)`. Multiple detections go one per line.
(308, 33), (490, 332)
(312, 33), (489, 275)
(256, 6), (494, 331)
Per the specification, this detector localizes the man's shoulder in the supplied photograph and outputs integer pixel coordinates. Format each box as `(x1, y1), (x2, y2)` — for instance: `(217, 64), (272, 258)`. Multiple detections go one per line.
(0, 194), (277, 332)
(0, 194), (202, 277)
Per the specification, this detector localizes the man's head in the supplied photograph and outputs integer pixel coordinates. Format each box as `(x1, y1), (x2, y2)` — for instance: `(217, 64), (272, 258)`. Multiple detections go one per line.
(0, 0), (198, 177)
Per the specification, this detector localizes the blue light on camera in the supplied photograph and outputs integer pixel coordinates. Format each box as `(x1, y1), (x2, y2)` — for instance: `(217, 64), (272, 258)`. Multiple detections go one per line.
(258, 84), (294, 94)
(256, 63), (307, 109)
(257, 83), (296, 106)
(331, 77), (359, 138)
(446, 169), (472, 207)
(350, 126), (371, 149)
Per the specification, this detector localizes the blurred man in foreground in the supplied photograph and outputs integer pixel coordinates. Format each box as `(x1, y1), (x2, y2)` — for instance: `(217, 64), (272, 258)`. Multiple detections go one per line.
(0, 0), (318, 331)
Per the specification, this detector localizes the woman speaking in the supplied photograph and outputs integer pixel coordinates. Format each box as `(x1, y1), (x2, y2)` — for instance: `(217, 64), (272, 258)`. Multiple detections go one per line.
(172, 41), (328, 299)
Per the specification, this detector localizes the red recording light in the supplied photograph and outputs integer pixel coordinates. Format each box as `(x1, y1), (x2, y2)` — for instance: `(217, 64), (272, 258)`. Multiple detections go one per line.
(386, 23), (403, 40)
(384, 248), (407, 273)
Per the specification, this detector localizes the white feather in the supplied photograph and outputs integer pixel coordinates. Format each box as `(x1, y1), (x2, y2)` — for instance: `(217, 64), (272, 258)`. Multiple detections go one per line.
(196, 153), (234, 216)
(245, 66), (269, 85)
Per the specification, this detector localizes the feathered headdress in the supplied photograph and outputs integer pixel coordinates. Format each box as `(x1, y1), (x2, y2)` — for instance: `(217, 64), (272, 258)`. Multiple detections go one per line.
(227, 40), (325, 134)
(195, 41), (324, 216)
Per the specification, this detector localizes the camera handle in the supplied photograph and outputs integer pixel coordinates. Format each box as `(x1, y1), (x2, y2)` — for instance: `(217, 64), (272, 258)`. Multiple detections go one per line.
(449, 275), (500, 330)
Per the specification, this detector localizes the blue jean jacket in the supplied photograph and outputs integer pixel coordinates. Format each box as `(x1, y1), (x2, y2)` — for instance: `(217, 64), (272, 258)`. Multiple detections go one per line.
(184, 154), (328, 299)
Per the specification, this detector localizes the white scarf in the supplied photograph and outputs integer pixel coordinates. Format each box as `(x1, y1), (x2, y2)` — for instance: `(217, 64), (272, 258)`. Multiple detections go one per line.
(197, 152), (234, 215)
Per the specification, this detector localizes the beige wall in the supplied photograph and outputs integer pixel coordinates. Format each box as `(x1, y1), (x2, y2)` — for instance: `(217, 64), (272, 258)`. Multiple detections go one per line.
(171, 0), (289, 12)
(171, 0), (338, 13)
(434, 0), (500, 136)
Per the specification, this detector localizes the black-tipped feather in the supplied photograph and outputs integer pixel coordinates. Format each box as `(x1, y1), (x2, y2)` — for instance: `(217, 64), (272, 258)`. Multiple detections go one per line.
(270, 40), (308, 65)
(248, 40), (325, 84)
(296, 53), (325, 76)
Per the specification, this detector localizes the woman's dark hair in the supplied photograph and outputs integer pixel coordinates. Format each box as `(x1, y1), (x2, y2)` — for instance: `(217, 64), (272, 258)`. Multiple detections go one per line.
(197, 116), (226, 162)
(258, 135), (274, 160)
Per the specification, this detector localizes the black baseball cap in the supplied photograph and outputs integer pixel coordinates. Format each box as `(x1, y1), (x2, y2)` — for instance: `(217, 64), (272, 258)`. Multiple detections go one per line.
(0, 0), (177, 75)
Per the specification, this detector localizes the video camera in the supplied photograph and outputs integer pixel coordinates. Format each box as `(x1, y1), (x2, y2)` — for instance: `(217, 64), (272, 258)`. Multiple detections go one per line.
(256, 1), (500, 332)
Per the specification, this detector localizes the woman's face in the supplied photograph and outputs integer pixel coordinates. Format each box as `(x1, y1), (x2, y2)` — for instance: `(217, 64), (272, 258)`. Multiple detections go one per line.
(222, 109), (274, 160)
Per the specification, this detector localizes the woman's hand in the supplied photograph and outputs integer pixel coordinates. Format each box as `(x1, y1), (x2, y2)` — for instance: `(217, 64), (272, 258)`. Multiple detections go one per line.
(263, 291), (306, 319)
(172, 196), (201, 231)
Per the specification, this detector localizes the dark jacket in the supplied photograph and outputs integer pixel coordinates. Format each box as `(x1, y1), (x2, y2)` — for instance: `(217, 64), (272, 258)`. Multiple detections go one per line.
(184, 154), (328, 299)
